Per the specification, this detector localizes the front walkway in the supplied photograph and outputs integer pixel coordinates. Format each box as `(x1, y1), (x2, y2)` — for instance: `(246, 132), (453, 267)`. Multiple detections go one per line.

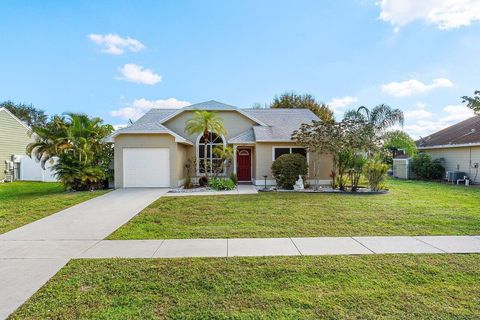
(0, 188), (168, 320)
(164, 184), (258, 197)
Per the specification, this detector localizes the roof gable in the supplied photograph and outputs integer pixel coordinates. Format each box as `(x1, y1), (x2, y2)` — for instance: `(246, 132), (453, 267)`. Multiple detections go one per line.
(159, 101), (268, 126)
(0, 107), (33, 132)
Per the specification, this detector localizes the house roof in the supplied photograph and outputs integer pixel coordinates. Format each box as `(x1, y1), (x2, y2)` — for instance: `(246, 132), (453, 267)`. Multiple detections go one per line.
(244, 108), (318, 141)
(110, 101), (319, 143)
(109, 113), (193, 145)
(417, 115), (480, 149)
(228, 128), (255, 144)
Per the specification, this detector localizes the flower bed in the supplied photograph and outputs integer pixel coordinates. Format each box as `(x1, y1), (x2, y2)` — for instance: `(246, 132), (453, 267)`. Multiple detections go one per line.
(258, 186), (388, 195)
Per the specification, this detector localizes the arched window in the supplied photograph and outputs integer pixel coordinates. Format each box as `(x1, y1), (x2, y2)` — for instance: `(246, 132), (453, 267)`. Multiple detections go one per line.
(197, 132), (225, 175)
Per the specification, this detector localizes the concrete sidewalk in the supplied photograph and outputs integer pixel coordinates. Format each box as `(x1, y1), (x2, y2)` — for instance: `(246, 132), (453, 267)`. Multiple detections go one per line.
(0, 188), (167, 319)
(1, 235), (479, 318)
(3, 236), (477, 260)
(75, 235), (480, 258)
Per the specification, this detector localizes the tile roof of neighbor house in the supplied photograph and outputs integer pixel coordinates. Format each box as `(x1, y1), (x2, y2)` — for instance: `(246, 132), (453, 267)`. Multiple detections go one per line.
(417, 115), (480, 148)
(111, 100), (319, 143)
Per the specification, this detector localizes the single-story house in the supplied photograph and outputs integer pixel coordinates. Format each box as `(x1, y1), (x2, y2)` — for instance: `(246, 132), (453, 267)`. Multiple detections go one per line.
(0, 107), (57, 182)
(417, 115), (480, 183)
(110, 100), (332, 188)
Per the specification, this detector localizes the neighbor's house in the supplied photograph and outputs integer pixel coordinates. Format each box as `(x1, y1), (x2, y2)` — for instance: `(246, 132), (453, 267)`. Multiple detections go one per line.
(110, 100), (332, 188)
(0, 107), (57, 182)
(417, 115), (480, 183)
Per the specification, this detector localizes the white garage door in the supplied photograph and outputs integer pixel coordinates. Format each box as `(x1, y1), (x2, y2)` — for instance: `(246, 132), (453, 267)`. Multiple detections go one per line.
(123, 148), (170, 188)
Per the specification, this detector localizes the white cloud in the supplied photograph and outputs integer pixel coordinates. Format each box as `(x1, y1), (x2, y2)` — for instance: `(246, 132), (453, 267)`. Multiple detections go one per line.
(88, 33), (145, 55)
(381, 78), (453, 97)
(110, 98), (191, 120)
(379, 0), (480, 31)
(440, 104), (475, 122)
(327, 96), (358, 113)
(117, 64), (162, 85)
(404, 104), (474, 138)
(404, 102), (433, 120)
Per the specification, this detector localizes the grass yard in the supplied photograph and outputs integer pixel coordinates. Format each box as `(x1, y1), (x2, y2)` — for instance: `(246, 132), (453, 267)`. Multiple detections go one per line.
(109, 179), (480, 239)
(0, 181), (108, 234)
(10, 254), (480, 319)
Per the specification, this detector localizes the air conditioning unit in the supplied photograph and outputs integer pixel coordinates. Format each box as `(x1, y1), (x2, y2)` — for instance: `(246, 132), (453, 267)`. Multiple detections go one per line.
(12, 155), (22, 163)
(447, 171), (465, 182)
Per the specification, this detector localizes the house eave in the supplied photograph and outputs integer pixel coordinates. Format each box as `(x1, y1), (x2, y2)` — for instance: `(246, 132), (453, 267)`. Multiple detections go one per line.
(418, 142), (480, 150)
(109, 130), (193, 145)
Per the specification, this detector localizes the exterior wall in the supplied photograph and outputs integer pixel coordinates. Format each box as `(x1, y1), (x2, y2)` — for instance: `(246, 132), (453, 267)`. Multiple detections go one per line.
(163, 110), (257, 141)
(0, 108), (35, 180)
(422, 146), (480, 183)
(176, 143), (192, 186)
(114, 134), (181, 188)
(254, 142), (333, 185)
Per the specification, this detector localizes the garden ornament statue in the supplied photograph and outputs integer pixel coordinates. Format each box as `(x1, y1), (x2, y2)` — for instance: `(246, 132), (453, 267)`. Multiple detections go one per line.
(294, 175), (304, 191)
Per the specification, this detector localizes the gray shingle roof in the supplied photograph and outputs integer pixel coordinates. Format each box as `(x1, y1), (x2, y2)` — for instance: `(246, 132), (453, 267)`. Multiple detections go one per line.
(244, 109), (318, 141)
(183, 100), (238, 111)
(111, 101), (319, 143)
(228, 128), (255, 143)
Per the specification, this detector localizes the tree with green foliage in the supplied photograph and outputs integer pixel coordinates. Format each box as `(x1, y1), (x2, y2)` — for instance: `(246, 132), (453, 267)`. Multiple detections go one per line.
(382, 130), (417, 164)
(27, 113), (113, 190)
(185, 110), (227, 182)
(293, 118), (377, 190)
(343, 104), (404, 134)
(270, 92), (334, 123)
(462, 90), (480, 114)
(411, 153), (445, 180)
(1, 100), (48, 127)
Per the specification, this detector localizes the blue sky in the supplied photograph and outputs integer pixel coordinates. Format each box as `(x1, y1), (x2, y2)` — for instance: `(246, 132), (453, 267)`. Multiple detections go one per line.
(1, 0), (479, 137)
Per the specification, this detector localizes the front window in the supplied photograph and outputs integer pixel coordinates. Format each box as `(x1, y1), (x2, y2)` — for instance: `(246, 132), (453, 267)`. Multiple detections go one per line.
(273, 147), (307, 160)
(197, 132), (225, 174)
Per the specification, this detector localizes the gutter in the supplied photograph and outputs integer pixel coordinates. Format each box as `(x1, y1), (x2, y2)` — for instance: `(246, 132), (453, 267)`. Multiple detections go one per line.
(418, 142), (480, 150)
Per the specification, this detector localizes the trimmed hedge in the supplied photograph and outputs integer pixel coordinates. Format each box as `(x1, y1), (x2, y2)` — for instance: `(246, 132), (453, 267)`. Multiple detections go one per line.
(271, 153), (308, 190)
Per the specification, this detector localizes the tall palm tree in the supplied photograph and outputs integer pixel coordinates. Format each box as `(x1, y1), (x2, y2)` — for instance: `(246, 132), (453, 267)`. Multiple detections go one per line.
(343, 104), (404, 133)
(185, 110), (227, 178)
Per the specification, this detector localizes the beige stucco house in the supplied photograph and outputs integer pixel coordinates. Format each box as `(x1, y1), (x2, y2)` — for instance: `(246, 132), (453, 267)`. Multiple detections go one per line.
(417, 115), (480, 184)
(0, 107), (35, 181)
(110, 100), (332, 188)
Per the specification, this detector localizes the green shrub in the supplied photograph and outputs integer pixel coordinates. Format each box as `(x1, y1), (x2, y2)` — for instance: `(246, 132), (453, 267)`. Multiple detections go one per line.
(364, 159), (389, 191)
(271, 153), (308, 190)
(411, 153), (445, 180)
(229, 173), (238, 185)
(209, 178), (236, 191)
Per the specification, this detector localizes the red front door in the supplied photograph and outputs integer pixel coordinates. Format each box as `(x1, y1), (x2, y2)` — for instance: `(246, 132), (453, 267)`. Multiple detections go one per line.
(236, 148), (252, 181)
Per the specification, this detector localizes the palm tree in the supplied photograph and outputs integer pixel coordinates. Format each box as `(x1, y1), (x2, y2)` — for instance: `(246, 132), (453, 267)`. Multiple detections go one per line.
(27, 113), (113, 190)
(185, 110), (227, 179)
(343, 104), (404, 134)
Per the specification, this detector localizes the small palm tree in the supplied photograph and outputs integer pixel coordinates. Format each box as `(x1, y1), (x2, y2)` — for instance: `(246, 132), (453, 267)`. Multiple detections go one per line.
(185, 110), (227, 179)
(343, 104), (404, 134)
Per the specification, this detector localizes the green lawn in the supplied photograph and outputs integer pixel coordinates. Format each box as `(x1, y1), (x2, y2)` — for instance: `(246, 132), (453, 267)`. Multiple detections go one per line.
(0, 181), (108, 234)
(109, 179), (480, 239)
(10, 254), (480, 319)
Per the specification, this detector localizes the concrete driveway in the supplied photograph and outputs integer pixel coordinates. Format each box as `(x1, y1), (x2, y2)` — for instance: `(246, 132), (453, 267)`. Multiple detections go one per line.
(0, 188), (167, 319)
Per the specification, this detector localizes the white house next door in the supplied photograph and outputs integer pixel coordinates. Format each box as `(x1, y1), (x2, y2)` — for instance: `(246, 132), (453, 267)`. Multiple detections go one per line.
(123, 148), (170, 188)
